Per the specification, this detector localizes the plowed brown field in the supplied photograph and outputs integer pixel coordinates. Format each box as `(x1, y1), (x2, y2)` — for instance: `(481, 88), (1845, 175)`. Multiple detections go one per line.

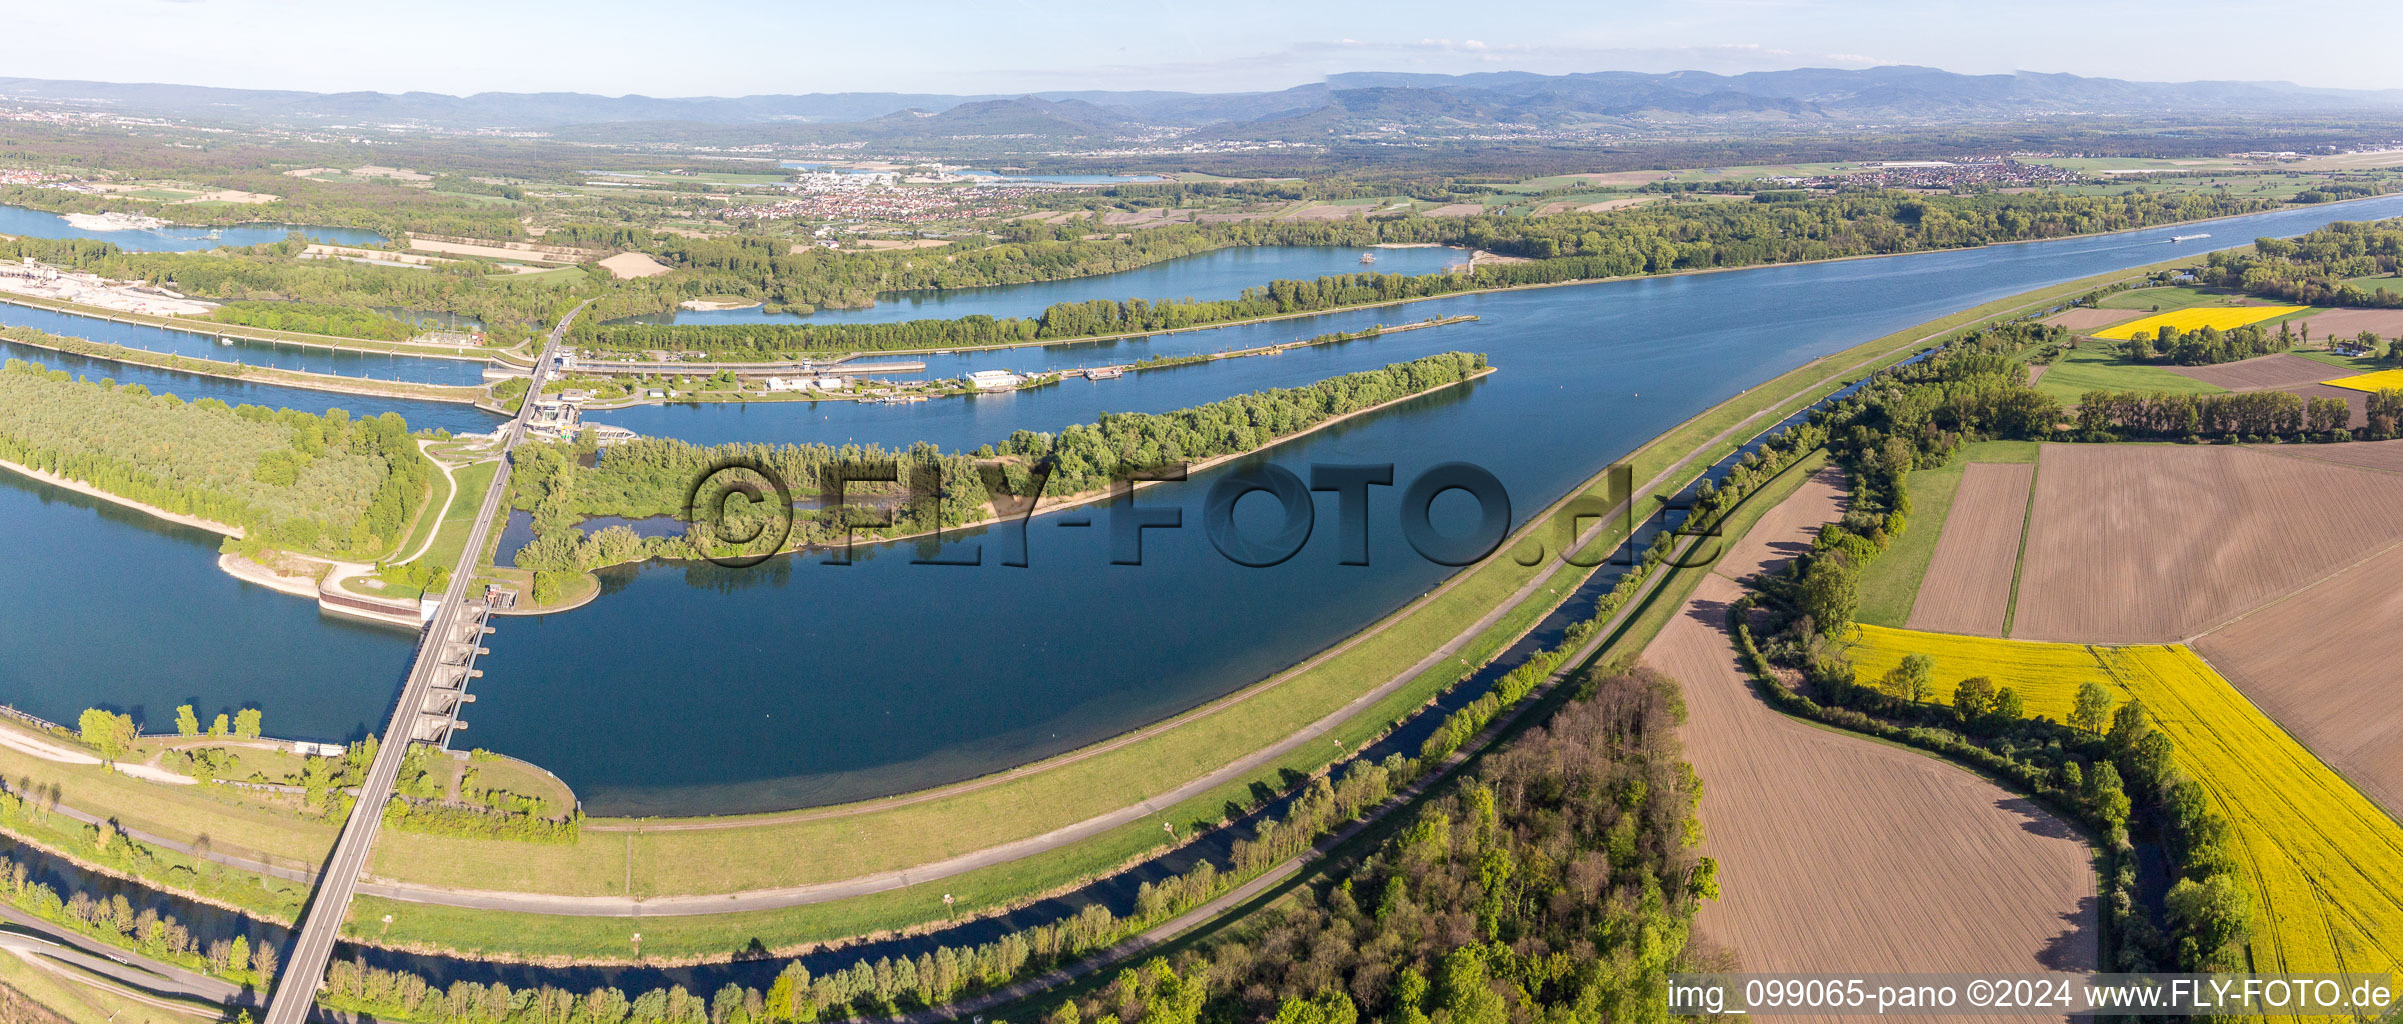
(1905, 462), (2032, 636)
(2275, 384), (2369, 428)
(2010, 444), (2403, 642)
(2261, 437), (2403, 474)
(1638, 474), (2097, 1016)
(2295, 309), (2403, 339)
(1651, 574), (2097, 1011)
(2168, 353), (2347, 390)
(1712, 465), (1847, 580)
(2196, 543), (2403, 816)
(2041, 308), (2143, 332)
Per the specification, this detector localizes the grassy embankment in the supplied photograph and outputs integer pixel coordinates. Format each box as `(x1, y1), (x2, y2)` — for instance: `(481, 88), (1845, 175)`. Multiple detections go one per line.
(0, 256), (2211, 965)
(1851, 439), (2038, 627)
(0, 293), (489, 359)
(0, 326), (488, 405)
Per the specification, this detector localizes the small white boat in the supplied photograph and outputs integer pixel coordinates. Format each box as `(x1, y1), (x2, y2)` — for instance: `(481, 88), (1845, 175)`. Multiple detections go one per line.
(1359, 253), (1376, 264)
(2171, 233), (2210, 242)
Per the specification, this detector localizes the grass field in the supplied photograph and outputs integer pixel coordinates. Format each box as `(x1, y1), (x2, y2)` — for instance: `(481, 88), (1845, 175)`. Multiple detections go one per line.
(1851, 440), (2037, 627)
(2343, 274), (2403, 299)
(2091, 306), (2308, 340)
(1843, 626), (2403, 975)
(2095, 285), (2253, 312)
(2033, 343), (2226, 402)
(411, 460), (497, 572)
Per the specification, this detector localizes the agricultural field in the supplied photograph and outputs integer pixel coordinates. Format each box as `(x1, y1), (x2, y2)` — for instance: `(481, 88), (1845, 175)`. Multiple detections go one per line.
(2319, 367), (2403, 392)
(2342, 274), (2403, 300)
(2295, 307), (2403, 340)
(1903, 461), (2032, 637)
(1853, 440), (2037, 627)
(2039, 307), (2142, 331)
(1651, 467), (2098, 993)
(1845, 626), (2403, 976)
(2030, 343), (2225, 403)
(2090, 305), (2309, 340)
(2010, 443), (2403, 642)
(2095, 285), (2252, 312)
(2197, 542), (2403, 816)
(2163, 352), (2347, 390)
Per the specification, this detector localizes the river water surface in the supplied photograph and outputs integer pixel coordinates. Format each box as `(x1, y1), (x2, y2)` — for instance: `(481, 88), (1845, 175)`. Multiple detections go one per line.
(8, 195), (2403, 817)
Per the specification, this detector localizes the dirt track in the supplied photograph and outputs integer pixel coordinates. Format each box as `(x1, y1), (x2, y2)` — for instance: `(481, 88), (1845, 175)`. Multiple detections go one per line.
(2197, 543), (2403, 817)
(2167, 353), (2345, 390)
(1906, 462), (2032, 636)
(2011, 444), (2403, 642)
(1642, 474), (2096, 1016)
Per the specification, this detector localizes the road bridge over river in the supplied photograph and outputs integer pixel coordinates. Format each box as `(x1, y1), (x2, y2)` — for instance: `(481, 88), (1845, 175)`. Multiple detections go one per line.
(261, 300), (593, 1024)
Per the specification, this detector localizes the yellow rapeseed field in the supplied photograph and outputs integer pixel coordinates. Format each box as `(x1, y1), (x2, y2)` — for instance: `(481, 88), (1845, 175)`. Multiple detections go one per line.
(2318, 367), (2403, 394)
(1845, 625), (2403, 975)
(1844, 624), (2093, 720)
(2090, 305), (2307, 340)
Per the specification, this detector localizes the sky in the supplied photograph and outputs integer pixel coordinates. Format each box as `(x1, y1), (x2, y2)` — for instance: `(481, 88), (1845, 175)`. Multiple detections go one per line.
(6, 0), (2403, 98)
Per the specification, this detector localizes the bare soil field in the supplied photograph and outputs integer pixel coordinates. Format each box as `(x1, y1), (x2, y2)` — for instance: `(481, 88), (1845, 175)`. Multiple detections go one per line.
(2295, 308), (2403, 339)
(2196, 543), (2403, 817)
(2026, 363), (2049, 385)
(2040, 308), (2143, 331)
(2253, 437), (2403, 474)
(1712, 466), (1847, 580)
(2010, 444), (2403, 642)
(2168, 353), (2347, 390)
(1280, 204), (1362, 221)
(1422, 203), (1484, 217)
(596, 252), (672, 278)
(408, 236), (591, 263)
(1650, 573), (2097, 1006)
(1906, 462), (2032, 636)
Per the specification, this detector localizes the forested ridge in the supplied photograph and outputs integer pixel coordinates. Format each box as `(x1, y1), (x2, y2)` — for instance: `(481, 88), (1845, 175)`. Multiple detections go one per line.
(576, 190), (2290, 357)
(0, 358), (426, 555)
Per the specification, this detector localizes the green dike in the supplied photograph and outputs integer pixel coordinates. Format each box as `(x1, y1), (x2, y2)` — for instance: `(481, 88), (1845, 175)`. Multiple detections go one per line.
(0, 293), (488, 359)
(1852, 439), (2039, 627)
(345, 446), (1846, 965)
(1, 254), (2211, 961)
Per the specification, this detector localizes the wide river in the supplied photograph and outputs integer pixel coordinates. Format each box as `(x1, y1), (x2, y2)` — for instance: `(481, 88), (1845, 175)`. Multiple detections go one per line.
(9, 195), (2403, 816)
(0, 203), (386, 251)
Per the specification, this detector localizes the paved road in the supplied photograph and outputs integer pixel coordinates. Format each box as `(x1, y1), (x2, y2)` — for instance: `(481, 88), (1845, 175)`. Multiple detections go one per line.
(0, 905), (244, 1008)
(261, 301), (590, 1024)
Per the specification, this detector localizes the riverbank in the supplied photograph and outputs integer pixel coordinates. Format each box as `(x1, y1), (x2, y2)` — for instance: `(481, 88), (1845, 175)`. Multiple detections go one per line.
(0, 292), (496, 361)
(0, 252), (2216, 974)
(0, 454), (244, 538)
(0, 326), (489, 405)
(591, 194), (2386, 363)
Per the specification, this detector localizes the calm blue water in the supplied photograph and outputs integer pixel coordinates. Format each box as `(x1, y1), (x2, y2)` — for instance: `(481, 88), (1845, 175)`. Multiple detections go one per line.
(0, 303), (492, 385)
(0, 338), (502, 435)
(0, 204), (386, 251)
(616, 245), (1466, 327)
(11, 194), (2403, 817)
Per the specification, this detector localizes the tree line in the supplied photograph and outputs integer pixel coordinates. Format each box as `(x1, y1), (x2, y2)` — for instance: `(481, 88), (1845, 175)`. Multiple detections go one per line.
(2198, 217), (2403, 309)
(1730, 321), (2253, 972)
(507, 352), (1489, 580)
(206, 301), (417, 342)
(570, 190), (2289, 357)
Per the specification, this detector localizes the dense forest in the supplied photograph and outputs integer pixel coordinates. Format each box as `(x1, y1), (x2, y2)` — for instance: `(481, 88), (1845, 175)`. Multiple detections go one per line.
(2200, 217), (2403, 308)
(577, 190), (2289, 357)
(0, 359), (425, 555)
(207, 301), (417, 341)
(1733, 322), (2254, 972)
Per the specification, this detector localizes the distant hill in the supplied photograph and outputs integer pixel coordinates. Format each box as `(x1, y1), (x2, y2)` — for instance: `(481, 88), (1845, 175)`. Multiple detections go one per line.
(6, 66), (2403, 143)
